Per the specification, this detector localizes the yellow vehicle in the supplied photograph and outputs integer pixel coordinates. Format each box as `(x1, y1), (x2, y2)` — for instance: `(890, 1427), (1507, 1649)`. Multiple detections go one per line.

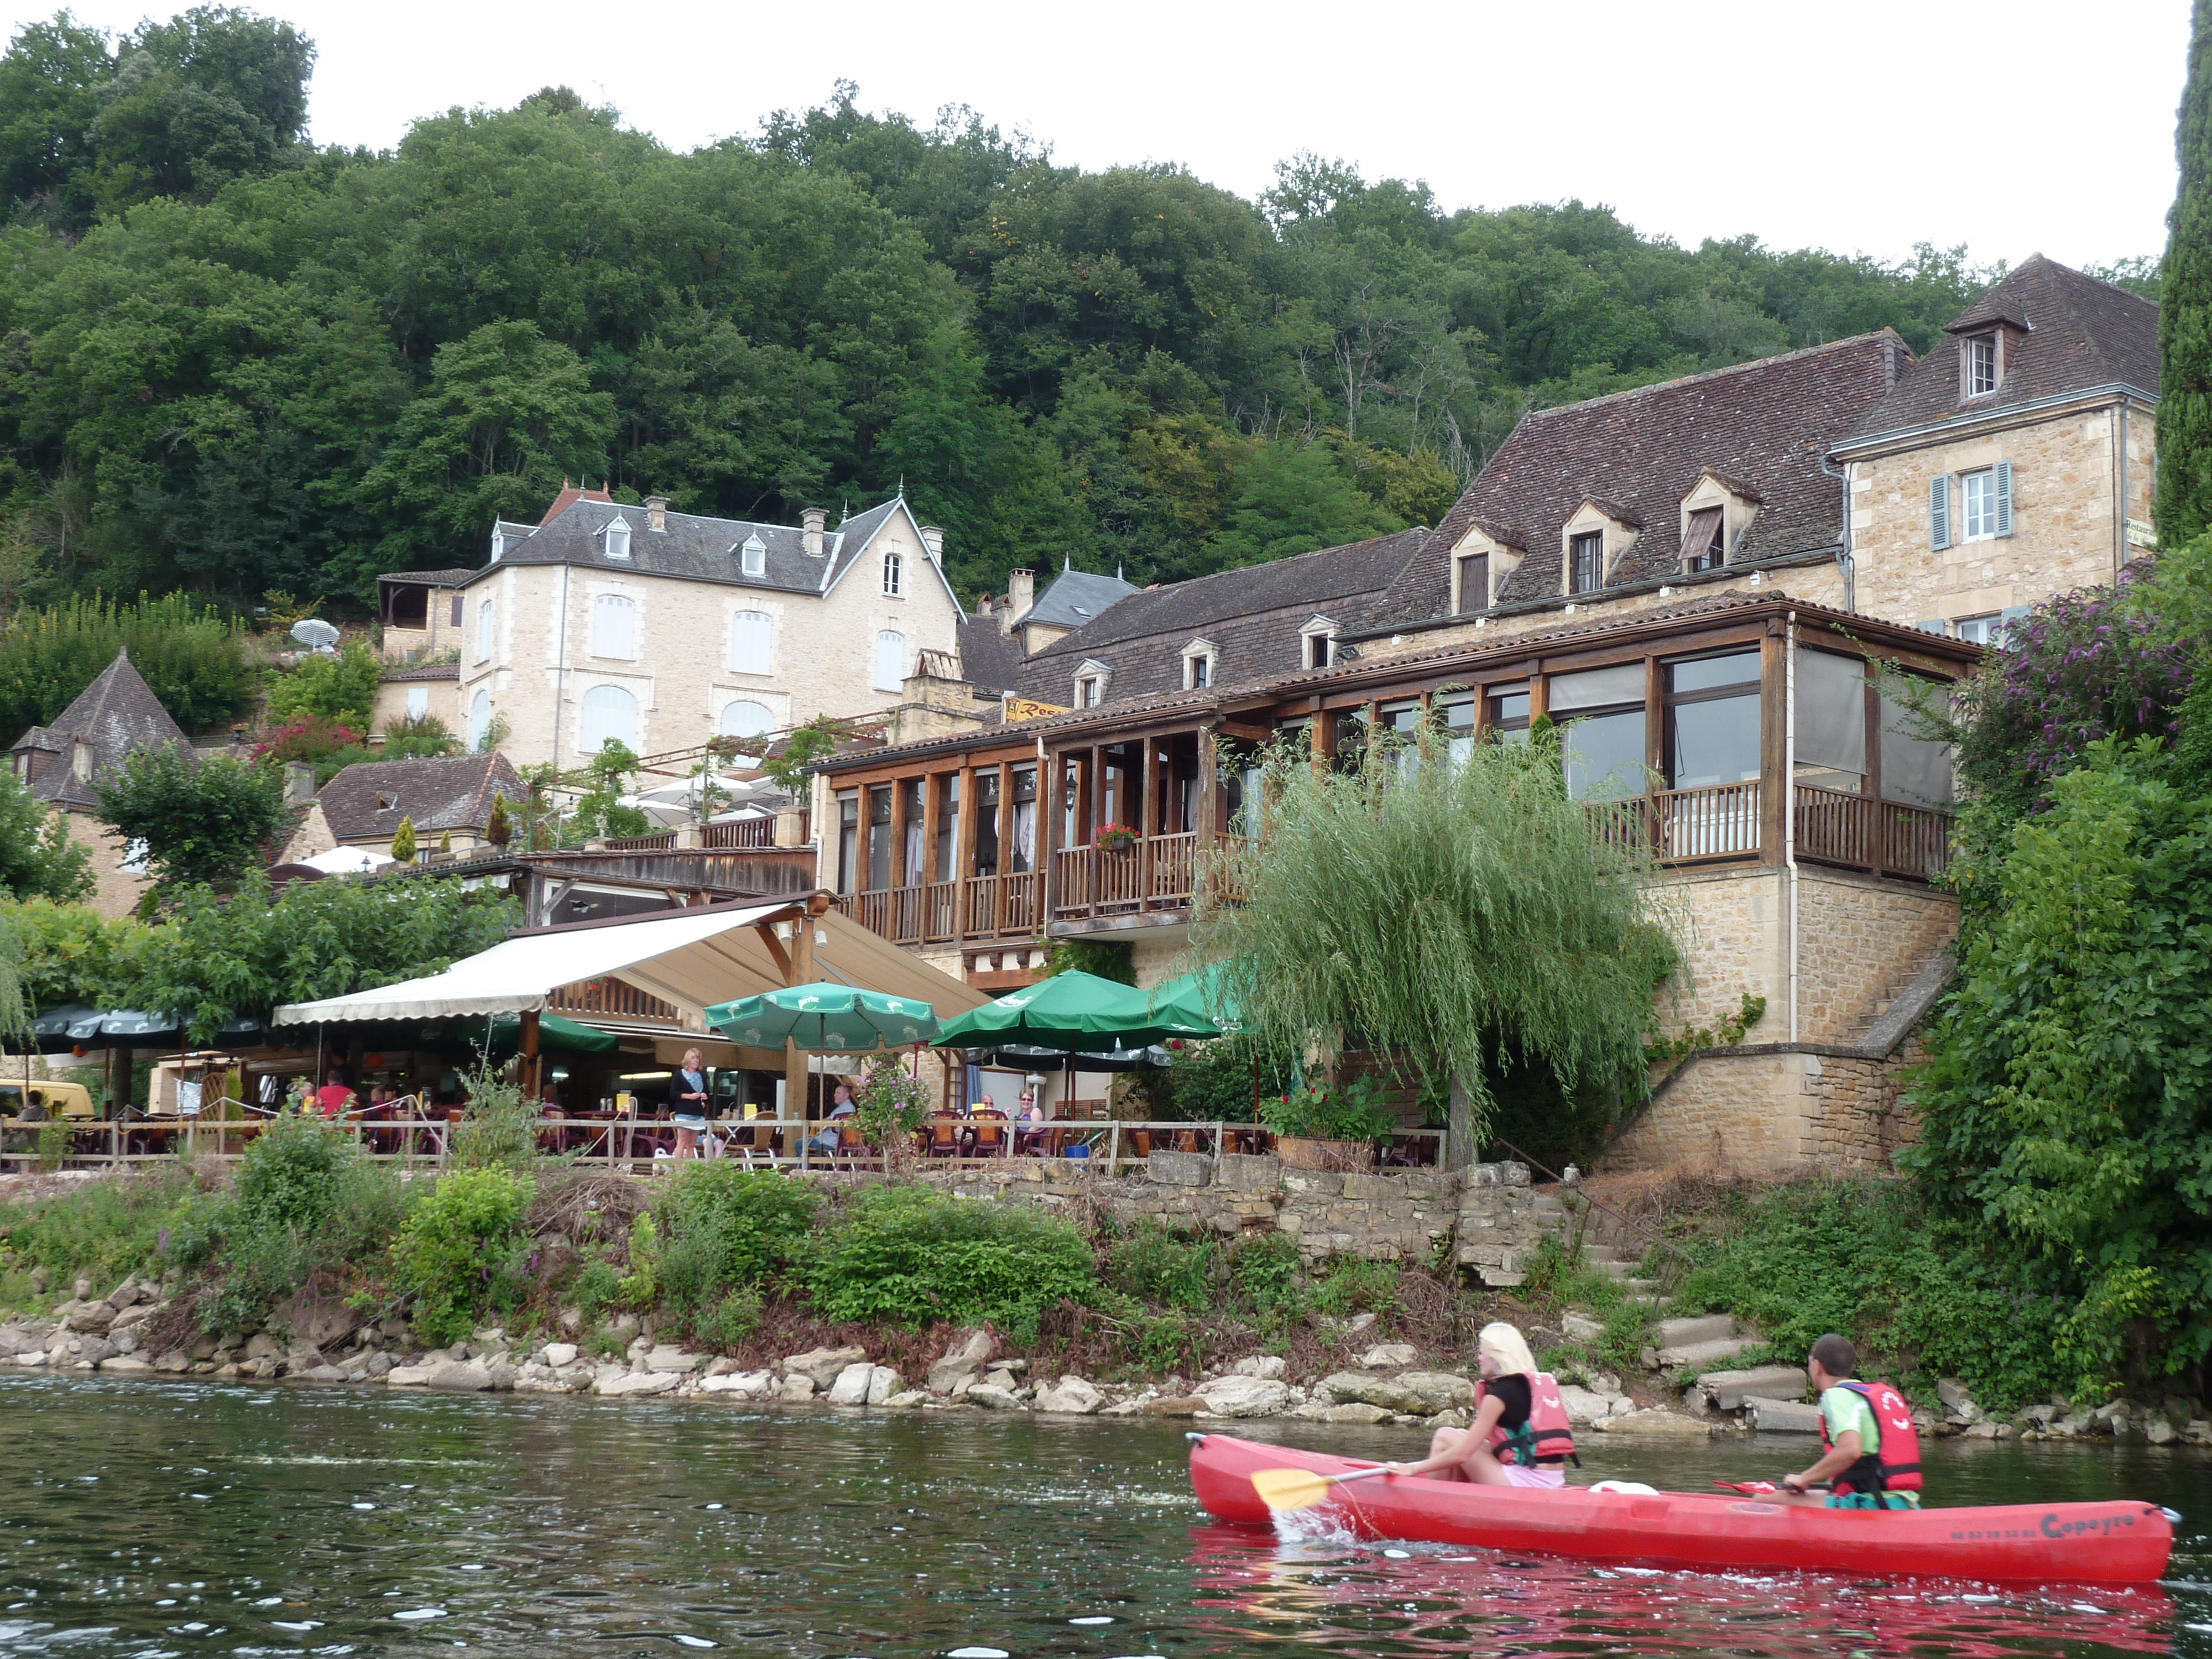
(0, 1078), (97, 1119)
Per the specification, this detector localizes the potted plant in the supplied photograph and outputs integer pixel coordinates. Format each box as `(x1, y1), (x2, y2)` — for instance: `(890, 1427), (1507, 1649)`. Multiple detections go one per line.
(1096, 821), (1140, 854)
(1258, 1075), (1395, 1171)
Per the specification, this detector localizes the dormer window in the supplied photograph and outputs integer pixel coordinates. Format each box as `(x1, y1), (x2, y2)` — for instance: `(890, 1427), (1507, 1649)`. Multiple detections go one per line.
(1967, 333), (1998, 398)
(882, 549), (903, 597)
(1180, 638), (1217, 691)
(605, 518), (632, 560)
(1073, 659), (1111, 707)
(1683, 508), (1724, 572)
(1457, 552), (1490, 613)
(739, 534), (766, 577)
(1568, 532), (1604, 594)
(1300, 618), (1339, 670)
(489, 529), (505, 562)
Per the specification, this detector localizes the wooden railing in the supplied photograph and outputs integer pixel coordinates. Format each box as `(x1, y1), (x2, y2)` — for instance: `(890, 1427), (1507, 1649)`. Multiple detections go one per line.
(1588, 782), (1761, 861)
(1795, 784), (1951, 881)
(600, 830), (677, 851)
(547, 976), (686, 1025)
(1054, 831), (1202, 921)
(846, 870), (1039, 947)
(701, 817), (777, 849)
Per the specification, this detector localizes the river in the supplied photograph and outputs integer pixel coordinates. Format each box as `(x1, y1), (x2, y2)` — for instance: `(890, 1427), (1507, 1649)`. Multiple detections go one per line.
(0, 1373), (2205, 1658)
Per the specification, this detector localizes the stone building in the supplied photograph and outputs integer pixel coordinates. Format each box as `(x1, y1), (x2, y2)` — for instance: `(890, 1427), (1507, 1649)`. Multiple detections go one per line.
(6, 650), (189, 917)
(377, 486), (968, 769)
(799, 257), (2159, 1179)
(278, 752), (527, 865)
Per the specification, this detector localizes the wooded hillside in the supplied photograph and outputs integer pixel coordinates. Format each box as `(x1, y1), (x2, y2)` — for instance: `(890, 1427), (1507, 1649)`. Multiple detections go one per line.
(0, 8), (2154, 609)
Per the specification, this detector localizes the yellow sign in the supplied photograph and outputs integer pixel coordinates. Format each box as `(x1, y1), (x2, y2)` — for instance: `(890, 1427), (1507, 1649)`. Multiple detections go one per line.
(1005, 697), (1070, 722)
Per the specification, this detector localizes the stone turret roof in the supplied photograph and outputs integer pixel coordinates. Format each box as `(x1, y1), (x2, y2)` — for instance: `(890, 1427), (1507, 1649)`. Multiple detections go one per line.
(8, 650), (190, 810)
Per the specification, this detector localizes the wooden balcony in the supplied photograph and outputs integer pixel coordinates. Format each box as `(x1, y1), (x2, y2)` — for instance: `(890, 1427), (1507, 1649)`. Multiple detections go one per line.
(841, 870), (1041, 948)
(1794, 784), (1952, 881)
(1053, 831), (1204, 922)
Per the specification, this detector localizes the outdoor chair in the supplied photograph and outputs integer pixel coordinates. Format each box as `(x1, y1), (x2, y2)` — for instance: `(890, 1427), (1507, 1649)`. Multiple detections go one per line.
(970, 1118), (1005, 1156)
(1129, 1128), (1153, 1159)
(927, 1120), (961, 1158)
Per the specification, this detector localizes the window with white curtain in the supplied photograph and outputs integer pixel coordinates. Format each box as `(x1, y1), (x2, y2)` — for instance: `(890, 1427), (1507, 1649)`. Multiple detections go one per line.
(580, 684), (639, 754)
(728, 610), (773, 674)
(469, 689), (491, 750)
(591, 593), (637, 659)
(873, 629), (905, 692)
(719, 700), (773, 738)
(406, 685), (429, 720)
(474, 598), (494, 664)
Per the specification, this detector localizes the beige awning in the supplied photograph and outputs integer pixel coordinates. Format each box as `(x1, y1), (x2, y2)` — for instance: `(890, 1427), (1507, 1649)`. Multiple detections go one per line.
(271, 897), (989, 1027)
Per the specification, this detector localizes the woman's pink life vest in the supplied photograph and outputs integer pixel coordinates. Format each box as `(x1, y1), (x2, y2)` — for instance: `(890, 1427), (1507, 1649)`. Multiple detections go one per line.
(1818, 1378), (1924, 1493)
(1473, 1371), (1578, 1465)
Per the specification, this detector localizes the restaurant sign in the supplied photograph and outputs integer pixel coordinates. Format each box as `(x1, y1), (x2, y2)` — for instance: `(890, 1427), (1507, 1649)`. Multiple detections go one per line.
(1005, 697), (1071, 722)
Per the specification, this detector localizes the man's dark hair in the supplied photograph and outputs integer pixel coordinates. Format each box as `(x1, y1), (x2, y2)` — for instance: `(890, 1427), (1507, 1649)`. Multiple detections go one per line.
(1810, 1333), (1858, 1376)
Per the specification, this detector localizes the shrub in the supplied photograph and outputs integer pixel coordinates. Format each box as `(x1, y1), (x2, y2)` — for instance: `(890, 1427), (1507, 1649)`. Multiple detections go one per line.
(449, 1070), (540, 1170)
(850, 1057), (931, 1155)
(389, 1167), (533, 1345)
(690, 1286), (765, 1349)
(0, 1166), (194, 1305)
(211, 1114), (358, 1322)
(1103, 1219), (1217, 1311)
(0, 593), (257, 745)
(655, 1163), (817, 1287)
(1256, 1074), (1394, 1142)
(570, 1255), (619, 1318)
(266, 641), (382, 733)
(1227, 1231), (1305, 1329)
(806, 1186), (1097, 1340)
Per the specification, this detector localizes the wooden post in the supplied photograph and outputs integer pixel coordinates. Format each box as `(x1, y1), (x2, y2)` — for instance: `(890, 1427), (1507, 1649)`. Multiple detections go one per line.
(1037, 746), (1058, 933)
(1108, 1119), (1120, 1175)
(1644, 653), (1665, 849)
(1197, 727), (1219, 841)
(1759, 625), (1787, 863)
(921, 770), (942, 890)
(1864, 656), (1885, 878)
(520, 1009), (541, 1102)
(954, 762), (978, 940)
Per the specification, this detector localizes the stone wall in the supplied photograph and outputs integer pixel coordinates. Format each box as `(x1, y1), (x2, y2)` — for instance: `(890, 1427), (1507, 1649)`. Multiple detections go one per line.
(1793, 868), (1955, 1042)
(940, 1151), (1569, 1284)
(54, 807), (153, 920)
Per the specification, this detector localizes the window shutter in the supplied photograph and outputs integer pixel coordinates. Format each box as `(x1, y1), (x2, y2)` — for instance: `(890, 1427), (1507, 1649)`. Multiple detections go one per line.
(1928, 475), (1951, 550)
(1993, 460), (2012, 536)
(1914, 619), (1947, 635)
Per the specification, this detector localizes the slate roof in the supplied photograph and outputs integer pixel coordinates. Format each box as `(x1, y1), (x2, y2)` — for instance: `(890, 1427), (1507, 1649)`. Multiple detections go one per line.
(1016, 567), (1140, 632)
(469, 496), (957, 610)
(956, 618), (1025, 695)
(315, 752), (525, 844)
(376, 568), (475, 587)
(1839, 255), (2161, 447)
(1016, 528), (1429, 706)
(8, 650), (190, 810)
(1375, 332), (1910, 628)
(379, 663), (460, 683)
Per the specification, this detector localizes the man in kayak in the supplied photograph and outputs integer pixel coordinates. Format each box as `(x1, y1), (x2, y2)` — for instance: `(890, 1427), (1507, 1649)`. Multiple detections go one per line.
(1379, 1322), (1574, 1489)
(1775, 1333), (1920, 1508)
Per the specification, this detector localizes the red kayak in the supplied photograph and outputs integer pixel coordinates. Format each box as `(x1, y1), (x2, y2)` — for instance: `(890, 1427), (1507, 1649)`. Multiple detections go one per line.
(1189, 1433), (2176, 1587)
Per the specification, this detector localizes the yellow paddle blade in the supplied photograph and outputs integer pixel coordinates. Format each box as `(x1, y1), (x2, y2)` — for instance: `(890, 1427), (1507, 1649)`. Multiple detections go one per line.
(1250, 1467), (1337, 1512)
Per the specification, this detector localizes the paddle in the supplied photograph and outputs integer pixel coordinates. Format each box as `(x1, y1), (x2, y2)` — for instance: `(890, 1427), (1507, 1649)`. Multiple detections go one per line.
(1251, 1465), (1395, 1512)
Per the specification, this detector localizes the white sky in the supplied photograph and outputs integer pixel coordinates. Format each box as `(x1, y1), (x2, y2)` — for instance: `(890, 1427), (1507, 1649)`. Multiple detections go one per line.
(9, 0), (2188, 270)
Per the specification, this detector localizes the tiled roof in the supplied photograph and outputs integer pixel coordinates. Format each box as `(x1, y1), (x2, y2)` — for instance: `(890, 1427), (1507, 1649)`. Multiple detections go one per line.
(1377, 332), (1910, 628)
(315, 752), (525, 844)
(379, 663), (460, 682)
(1839, 255), (2160, 446)
(468, 496), (947, 607)
(1016, 529), (1429, 706)
(540, 484), (613, 524)
(955, 618), (1025, 695)
(376, 568), (475, 587)
(8, 650), (190, 809)
(1016, 567), (1140, 632)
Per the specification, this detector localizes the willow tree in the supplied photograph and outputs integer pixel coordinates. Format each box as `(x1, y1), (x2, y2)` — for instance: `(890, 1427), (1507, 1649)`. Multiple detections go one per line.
(1190, 723), (1677, 1165)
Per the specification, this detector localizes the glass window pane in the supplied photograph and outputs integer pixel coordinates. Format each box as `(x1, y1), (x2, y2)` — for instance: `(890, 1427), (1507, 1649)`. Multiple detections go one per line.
(974, 770), (1001, 873)
(1548, 663), (1646, 711)
(1794, 649), (1865, 784)
(867, 785), (892, 891)
(1668, 651), (1759, 694)
(900, 780), (925, 885)
(1881, 687), (1954, 806)
(933, 776), (959, 880)
(1670, 695), (1761, 789)
(1562, 709), (1645, 800)
(1009, 764), (1037, 873)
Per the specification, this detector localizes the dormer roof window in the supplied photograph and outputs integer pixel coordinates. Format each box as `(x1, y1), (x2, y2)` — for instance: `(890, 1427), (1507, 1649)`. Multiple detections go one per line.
(1967, 333), (1998, 398)
(1299, 616), (1339, 670)
(1683, 507), (1724, 572)
(605, 517), (632, 560)
(739, 533), (766, 577)
(1180, 637), (1217, 691)
(1073, 659), (1112, 708)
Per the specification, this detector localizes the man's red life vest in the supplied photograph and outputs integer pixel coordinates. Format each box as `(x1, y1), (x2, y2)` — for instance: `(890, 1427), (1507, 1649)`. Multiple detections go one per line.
(1818, 1378), (1923, 1493)
(1474, 1371), (1578, 1465)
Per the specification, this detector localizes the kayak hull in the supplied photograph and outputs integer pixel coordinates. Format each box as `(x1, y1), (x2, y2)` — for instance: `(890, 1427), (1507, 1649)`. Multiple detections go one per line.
(1188, 1434), (2174, 1587)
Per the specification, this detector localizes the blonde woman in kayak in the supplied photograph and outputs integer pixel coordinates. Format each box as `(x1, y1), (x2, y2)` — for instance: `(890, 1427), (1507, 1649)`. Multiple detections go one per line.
(1380, 1322), (1574, 1489)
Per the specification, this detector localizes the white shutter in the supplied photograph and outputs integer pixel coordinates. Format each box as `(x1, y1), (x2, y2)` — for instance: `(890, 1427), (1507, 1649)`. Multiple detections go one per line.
(469, 690), (491, 749)
(406, 685), (429, 720)
(729, 611), (773, 674)
(1993, 459), (2013, 536)
(1928, 475), (1951, 550)
(591, 594), (636, 659)
(579, 685), (639, 753)
(475, 599), (495, 663)
(873, 630), (905, 692)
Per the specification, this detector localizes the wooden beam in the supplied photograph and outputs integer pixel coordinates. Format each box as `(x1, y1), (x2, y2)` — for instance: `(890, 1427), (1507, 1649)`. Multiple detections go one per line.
(754, 922), (792, 983)
(1759, 624), (1787, 863)
(520, 1008), (541, 1100)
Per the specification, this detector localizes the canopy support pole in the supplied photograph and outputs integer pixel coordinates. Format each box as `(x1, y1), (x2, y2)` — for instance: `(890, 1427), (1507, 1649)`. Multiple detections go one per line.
(520, 1009), (541, 1101)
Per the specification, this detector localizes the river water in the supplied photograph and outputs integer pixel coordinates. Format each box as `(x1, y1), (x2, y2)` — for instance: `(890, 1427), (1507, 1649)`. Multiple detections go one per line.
(0, 1373), (2205, 1658)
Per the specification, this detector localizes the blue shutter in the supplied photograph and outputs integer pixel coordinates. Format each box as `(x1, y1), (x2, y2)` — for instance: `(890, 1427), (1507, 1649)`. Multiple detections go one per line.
(1993, 459), (2013, 536)
(1997, 604), (2031, 647)
(1915, 619), (1948, 635)
(1928, 474), (1951, 550)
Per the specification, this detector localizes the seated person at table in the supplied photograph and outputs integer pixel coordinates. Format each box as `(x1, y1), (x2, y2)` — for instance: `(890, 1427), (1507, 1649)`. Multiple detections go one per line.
(314, 1072), (356, 1118)
(811, 1082), (857, 1152)
(1383, 1322), (1575, 1489)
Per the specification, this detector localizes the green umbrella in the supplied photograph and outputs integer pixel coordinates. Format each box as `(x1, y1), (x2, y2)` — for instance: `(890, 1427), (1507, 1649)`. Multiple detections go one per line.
(934, 971), (1221, 1049)
(704, 982), (940, 1052)
(486, 1012), (619, 1056)
(1147, 966), (1242, 1032)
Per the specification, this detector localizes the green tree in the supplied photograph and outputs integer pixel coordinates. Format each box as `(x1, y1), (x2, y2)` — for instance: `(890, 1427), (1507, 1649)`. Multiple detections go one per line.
(0, 768), (92, 902)
(92, 743), (288, 891)
(2159, 0), (2212, 546)
(1199, 439), (1401, 568)
(389, 815), (415, 863)
(265, 640), (380, 732)
(0, 596), (255, 747)
(1193, 723), (1676, 1164)
(0, 13), (112, 233)
(364, 320), (614, 554)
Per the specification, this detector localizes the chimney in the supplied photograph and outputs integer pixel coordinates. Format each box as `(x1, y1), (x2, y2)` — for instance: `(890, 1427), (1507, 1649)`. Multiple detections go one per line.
(284, 760), (316, 805)
(920, 525), (945, 563)
(644, 495), (668, 532)
(801, 506), (827, 559)
(1004, 568), (1035, 636)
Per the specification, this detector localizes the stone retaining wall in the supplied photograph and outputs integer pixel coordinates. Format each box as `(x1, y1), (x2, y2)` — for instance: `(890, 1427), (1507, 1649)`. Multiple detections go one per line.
(941, 1151), (1571, 1284)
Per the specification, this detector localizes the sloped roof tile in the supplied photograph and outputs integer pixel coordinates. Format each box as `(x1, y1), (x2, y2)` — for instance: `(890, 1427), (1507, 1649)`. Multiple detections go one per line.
(9, 650), (191, 809)
(315, 752), (526, 844)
